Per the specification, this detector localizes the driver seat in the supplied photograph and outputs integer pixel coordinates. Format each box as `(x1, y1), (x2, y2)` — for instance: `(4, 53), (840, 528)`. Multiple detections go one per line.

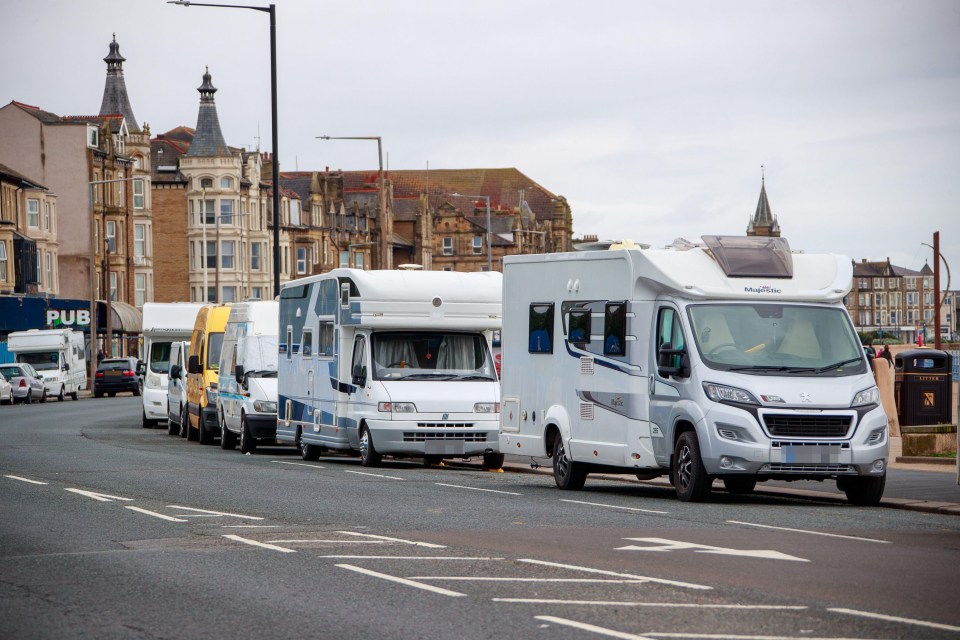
(697, 312), (736, 351)
(777, 318), (821, 359)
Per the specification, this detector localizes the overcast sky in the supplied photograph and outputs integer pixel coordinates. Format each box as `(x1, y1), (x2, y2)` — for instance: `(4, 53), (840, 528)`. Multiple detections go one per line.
(6, 0), (959, 283)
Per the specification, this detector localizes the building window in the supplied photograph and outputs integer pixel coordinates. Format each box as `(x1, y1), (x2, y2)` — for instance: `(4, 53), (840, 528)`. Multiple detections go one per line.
(220, 199), (234, 225)
(907, 292), (918, 305)
(220, 176), (233, 189)
(117, 179), (124, 207)
(27, 199), (39, 227)
(201, 199), (215, 225)
(923, 277), (933, 289)
(251, 286), (262, 300)
(45, 252), (52, 289)
(106, 220), (117, 253)
(906, 278), (916, 290)
(50, 203), (56, 233)
(133, 178), (145, 209)
(134, 224), (146, 257)
(207, 286), (216, 303)
(355, 253), (364, 270)
(251, 243), (261, 271)
(206, 241), (217, 269)
(200, 178), (213, 189)
(873, 278), (883, 289)
(888, 278), (897, 289)
(858, 277), (869, 289)
(442, 265), (453, 272)
(109, 272), (118, 301)
(36, 252), (42, 286)
(297, 247), (307, 274)
(222, 286), (236, 303)
(472, 236), (483, 254)
(340, 251), (349, 268)
(0, 241), (7, 281)
(44, 202), (50, 230)
(87, 126), (99, 148)
(135, 273), (146, 307)
(442, 237), (453, 256)
(221, 241), (235, 269)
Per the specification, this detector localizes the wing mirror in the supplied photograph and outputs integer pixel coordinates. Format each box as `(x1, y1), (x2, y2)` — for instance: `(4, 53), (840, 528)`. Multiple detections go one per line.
(352, 364), (367, 388)
(187, 355), (201, 375)
(657, 342), (690, 379)
(170, 364), (181, 380)
(234, 364), (245, 384)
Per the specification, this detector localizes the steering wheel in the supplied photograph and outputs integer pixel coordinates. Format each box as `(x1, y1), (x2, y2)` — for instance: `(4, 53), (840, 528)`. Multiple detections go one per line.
(707, 342), (738, 356)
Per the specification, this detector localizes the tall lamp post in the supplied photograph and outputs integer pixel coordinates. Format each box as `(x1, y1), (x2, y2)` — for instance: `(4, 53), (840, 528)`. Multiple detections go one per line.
(451, 193), (492, 271)
(317, 136), (390, 270)
(168, 1), (280, 297)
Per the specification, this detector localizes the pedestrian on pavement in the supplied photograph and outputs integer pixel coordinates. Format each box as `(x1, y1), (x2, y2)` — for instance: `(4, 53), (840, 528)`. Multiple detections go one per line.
(864, 340), (876, 361)
(880, 344), (892, 364)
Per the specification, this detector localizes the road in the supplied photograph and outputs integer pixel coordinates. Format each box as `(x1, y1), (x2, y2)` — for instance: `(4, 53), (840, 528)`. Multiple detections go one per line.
(1, 397), (959, 640)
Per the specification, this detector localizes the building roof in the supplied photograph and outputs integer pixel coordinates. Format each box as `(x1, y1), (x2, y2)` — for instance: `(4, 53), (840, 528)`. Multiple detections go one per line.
(185, 69), (231, 158)
(747, 177), (780, 235)
(852, 258), (933, 279)
(0, 163), (47, 190)
(5, 100), (63, 124)
(98, 35), (140, 133)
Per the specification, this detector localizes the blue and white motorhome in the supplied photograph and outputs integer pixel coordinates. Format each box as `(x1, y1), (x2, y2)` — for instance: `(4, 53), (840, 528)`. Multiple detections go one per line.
(277, 268), (504, 468)
(500, 236), (889, 505)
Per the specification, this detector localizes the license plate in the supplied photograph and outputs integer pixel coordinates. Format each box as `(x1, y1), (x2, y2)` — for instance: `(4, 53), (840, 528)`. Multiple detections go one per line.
(425, 441), (465, 455)
(106, 370), (122, 377)
(784, 445), (841, 464)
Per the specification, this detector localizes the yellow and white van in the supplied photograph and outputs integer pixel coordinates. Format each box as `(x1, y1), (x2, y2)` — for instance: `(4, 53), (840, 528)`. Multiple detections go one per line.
(186, 303), (231, 444)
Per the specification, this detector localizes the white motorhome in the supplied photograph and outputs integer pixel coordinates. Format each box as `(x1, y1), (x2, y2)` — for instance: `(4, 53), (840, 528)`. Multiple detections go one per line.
(500, 236), (889, 505)
(8, 329), (86, 401)
(278, 269), (504, 468)
(140, 302), (205, 427)
(218, 301), (279, 454)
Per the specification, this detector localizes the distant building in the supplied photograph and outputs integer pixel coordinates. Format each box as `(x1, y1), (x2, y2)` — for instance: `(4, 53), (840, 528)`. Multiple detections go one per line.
(746, 176), (780, 237)
(0, 164), (58, 296)
(844, 258), (938, 343)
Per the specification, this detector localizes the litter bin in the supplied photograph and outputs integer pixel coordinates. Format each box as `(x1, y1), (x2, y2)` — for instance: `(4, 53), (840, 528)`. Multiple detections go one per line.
(894, 348), (953, 426)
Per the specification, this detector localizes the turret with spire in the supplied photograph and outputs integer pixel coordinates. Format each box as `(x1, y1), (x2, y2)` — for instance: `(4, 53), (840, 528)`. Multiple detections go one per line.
(746, 165), (781, 237)
(185, 67), (231, 158)
(99, 34), (140, 133)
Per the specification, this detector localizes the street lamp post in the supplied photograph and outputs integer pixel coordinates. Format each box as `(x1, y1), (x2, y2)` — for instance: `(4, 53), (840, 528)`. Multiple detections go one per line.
(168, 1), (280, 297)
(451, 193), (492, 271)
(317, 136), (390, 270)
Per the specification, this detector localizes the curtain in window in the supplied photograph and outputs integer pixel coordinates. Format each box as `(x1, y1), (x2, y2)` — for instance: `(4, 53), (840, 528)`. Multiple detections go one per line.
(436, 335), (475, 369)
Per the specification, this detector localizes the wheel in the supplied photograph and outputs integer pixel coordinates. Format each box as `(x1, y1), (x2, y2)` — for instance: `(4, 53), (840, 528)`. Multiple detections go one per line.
(39, 389), (47, 403)
(198, 412), (214, 445)
(142, 411), (152, 429)
(359, 425), (382, 467)
(57, 385), (65, 402)
(187, 408), (199, 442)
(722, 476), (757, 495)
(180, 404), (190, 438)
(94, 391), (103, 398)
(239, 416), (257, 454)
(167, 414), (180, 436)
(552, 435), (586, 490)
(839, 475), (885, 506)
(483, 452), (505, 469)
(673, 431), (712, 502)
(423, 455), (443, 467)
(301, 440), (322, 461)
(220, 412), (237, 450)
(133, 383), (141, 397)
(1, 390), (9, 405)
(70, 389), (79, 400)
(24, 390), (32, 405)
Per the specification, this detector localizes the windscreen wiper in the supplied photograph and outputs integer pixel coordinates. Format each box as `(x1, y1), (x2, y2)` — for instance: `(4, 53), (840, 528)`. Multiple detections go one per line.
(816, 357), (864, 373)
(395, 373), (457, 380)
(727, 365), (817, 373)
(456, 375), (495, 381)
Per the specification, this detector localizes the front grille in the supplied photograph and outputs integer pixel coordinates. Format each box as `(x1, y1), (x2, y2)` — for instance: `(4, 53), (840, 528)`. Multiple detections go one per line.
(763, 414), (852, 438)
(762, 463), (856, 474)
(417, 422), (474, 428)
(403, 432), (488, 443)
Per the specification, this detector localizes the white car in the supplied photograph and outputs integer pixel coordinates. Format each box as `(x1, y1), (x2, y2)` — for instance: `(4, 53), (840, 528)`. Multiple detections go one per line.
(0, 363), (47, 404)
(0, 371), (13, 405)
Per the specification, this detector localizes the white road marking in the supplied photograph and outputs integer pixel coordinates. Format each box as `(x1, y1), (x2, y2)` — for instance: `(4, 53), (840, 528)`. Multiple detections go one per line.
(496, 599), (806, 609)
(222, 525), (281, 528)
(518, 559), (712, 591)
(535, 615), (655, 640)
(644, 634), (882, 639)
(829, 607), (960, 633)
(412, 577), (647, 584)
(273, 461), (326, 469)
(270, 539), (386, 544)
(222, 534), (296, 553)
(125, 506), (187, 522)
(65, 488), (134, 502)
(337, 531), (446, 548)
(435, 483), (521, 495)
(4, 475), (48, 485)
(617, 537), (808, 563)
(336, 563), (466, 597)
(561, 498), (669, 515)
(168, 505), (264, 520)
(318, 556), (504, 560)
(727, 520), (891, 544)
(344, 470), (403, 480)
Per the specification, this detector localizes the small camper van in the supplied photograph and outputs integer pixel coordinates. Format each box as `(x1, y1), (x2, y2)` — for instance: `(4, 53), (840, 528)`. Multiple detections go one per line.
(141, 303), (205, 427)
(277, 269), (503, 468)
(500, 236), (888, 505)
(8, 329), (86, 401)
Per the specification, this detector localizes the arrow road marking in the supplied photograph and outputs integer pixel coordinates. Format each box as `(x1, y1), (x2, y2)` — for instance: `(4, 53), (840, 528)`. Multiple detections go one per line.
(616, 537), (808, 563)
(5, 475), (48, 485)
(223, 534), (296, 553)
(336, 564), (466, 597)
(337, 531), (446, 548)
(168, 505), (264, 520)
(517, 559), (711, 590)
(125, 506), (187, 522)
(65, 488), (134, 502)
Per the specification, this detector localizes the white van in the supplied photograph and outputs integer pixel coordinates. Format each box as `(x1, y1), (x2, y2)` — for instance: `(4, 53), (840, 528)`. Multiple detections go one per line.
(166, 341), (190, 436)
(278, 269), (503, 468)
(8, 329), (86, 401)
(217, 301), (279, 454)
(500, 236), (889, 505)
(141, 303), (205, 427)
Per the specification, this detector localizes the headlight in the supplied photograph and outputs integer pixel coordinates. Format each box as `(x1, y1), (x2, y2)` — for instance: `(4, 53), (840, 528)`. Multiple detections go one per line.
(253, 400), (277, 413)
(852, 386), (880, 407)
(473, 402), (499, 413)
(703, 382), (760, 405)
(147, 373), (161, 388)
(206, 385), (218, 401)
(378, 401), (417, 413)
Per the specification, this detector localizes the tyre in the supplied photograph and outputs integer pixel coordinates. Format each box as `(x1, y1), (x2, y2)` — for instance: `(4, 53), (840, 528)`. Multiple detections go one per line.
(722, 476), (757, 495)
(180, 405), (190, 438)
(167, 414), (179, 436)
(301, 440), (322, 461)
(94, 391), (103, 399)
(673, 431), (712, 502)
(57, 386), (65, 402)
(483, 452), (505, 469)
(552, 435), (586, 490)
(39, 389), (47, 403)
(142, 411), (152, 429)
(239, 416), (257, 454)
(133, 383), (141, 397)
(839, 475), (885, 506)
(198, 412), (214, 445)
(423, 455), (443, 467)
(70, 388), (79, 400)
(24, 390), (32, 405)
(1, 390), (9, 405)
(187, 408), (199, 442)
(359, 425), (382, 467)
(220, 412), (237, 450)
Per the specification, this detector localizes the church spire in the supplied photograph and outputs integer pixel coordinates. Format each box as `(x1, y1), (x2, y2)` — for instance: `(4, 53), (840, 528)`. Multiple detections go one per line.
(185, 67), (231, 158)
(98, 34), (140, 133)
(746, 166), (781, 237)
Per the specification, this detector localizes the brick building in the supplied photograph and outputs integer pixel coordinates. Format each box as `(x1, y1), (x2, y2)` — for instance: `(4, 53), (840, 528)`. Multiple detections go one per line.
(0, 164), (58, 296)
(844, 258), (938, 343)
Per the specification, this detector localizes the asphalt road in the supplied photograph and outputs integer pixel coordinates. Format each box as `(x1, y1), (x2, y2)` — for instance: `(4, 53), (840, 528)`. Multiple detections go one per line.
(1, 396), (959, 640)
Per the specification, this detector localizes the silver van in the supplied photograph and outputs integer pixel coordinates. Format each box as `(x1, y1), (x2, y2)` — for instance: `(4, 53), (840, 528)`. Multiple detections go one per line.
(166, 341), (190, 437)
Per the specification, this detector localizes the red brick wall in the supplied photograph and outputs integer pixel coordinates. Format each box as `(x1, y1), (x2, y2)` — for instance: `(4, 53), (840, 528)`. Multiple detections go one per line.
(152, 184), (189, 302)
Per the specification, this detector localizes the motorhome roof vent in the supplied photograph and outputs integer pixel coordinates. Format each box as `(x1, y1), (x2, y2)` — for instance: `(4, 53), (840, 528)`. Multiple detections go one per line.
(701, 235), (794, 279)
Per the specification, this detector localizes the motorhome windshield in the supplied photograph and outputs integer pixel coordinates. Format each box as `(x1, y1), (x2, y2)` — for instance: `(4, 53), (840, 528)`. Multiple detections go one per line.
(149, 341), (172, 374)
(17, 351), (59, 371)
(688, 303), (866, 376)
(371, 332), (496, 381)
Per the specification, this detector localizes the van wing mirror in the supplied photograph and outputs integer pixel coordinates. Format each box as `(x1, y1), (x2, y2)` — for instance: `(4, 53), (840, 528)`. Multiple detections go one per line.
(234, 364), (245, 384)
(170, 364), (181, 380)
(187, 355), (201, 375)
(352, 364), (366, 388)
(136, 361), (145, 375)
(64, 363), (70, 371)
(657, 343), (690, 379)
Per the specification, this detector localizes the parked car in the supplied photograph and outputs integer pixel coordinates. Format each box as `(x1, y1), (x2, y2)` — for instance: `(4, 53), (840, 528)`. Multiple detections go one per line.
(0, 363), (47, 404)
(94, 358), (142, 397)
(0, 371), (13, 405)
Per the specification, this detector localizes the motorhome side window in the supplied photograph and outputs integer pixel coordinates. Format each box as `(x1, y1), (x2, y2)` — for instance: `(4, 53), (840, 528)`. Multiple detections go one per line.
(286, 327), (293, 360)
(604, 302), (626, 356)
(528, 303), (554, 353)
(319, 321), (334, 357)
(568, 309), (590, 346)
(302, 329), (313, 357)
(351, 336), (366, 384)
(656, 308), (685, 371)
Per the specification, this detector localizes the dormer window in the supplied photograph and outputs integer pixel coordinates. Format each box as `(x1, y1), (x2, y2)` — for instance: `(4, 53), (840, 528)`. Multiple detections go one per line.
(220, 176), (233, 189)
(87, 126), (99, 148)
(199, 178), (213, 190)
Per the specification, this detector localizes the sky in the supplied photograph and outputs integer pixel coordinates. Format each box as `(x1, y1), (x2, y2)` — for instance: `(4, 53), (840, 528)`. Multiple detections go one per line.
(5, 0), (959, 283)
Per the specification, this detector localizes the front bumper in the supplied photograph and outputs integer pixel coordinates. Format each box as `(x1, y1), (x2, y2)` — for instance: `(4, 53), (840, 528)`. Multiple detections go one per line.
(245, 413), (277, 439)
(143, 387), (167, 420)
(365, 418), (500, 457)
